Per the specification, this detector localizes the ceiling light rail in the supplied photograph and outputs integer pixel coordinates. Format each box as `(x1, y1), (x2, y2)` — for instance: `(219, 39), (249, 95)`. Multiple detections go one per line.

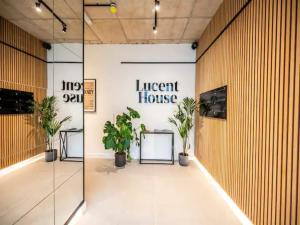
(153, 0), (159, 34)
(84, 2), (118, 14)
(35, 0), (67, 32)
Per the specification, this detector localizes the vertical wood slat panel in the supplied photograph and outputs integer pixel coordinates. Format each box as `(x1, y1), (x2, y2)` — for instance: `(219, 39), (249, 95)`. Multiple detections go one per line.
(0, 17), (47, 169)
(296, 0), (300, 224)
(195, 0), (300, 224)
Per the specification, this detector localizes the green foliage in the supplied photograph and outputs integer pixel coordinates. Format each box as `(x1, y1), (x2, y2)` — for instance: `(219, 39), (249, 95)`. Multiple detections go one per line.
(168, 97), (196, 155)
(102, 107), (146, 159)
(33, 96), (71, 150)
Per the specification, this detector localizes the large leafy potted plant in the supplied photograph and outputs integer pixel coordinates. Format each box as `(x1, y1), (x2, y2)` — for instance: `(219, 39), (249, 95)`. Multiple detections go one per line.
(169, 97), (196, 166)
(33, 96), (71, 162)
(102, 107), (146, 167)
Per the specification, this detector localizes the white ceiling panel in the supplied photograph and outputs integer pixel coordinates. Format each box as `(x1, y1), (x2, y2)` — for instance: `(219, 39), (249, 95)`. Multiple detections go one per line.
(183, 18), (210, 40)
(192, 0), (223, 17)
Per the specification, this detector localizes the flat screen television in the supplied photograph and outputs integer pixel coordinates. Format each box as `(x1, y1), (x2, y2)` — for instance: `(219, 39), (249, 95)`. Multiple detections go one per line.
(199, 86), (227, 119)
(0, 88), (34, 114)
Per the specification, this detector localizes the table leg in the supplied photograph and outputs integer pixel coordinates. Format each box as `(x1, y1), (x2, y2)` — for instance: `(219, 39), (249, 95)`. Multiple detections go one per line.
(139, 132), (142, 164)
(172, 133), (174, 165)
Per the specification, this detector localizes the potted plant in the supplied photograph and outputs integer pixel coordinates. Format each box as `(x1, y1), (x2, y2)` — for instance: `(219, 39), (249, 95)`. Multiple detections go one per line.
(102, 107), (146, 167)
(33, 96), (71, 162)
(169, 97), (196, 166)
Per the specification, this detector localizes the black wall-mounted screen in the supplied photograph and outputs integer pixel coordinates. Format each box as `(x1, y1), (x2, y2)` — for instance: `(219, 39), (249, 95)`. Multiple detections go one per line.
(0, 88), (34, 114)
(200, 86), (227, 119)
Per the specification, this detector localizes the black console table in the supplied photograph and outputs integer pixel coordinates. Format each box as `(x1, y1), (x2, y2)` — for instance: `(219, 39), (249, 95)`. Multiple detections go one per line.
(139, 130), (174, 165)
(59, 128), (83, 162)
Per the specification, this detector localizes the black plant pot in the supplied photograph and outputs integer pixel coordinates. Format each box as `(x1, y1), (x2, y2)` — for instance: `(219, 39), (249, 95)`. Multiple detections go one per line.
(45, 149), (57, 162)
(115, 152), (126, 167)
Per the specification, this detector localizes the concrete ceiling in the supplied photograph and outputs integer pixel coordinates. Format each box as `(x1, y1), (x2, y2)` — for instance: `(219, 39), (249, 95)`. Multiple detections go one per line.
(0, 0), (222, 44)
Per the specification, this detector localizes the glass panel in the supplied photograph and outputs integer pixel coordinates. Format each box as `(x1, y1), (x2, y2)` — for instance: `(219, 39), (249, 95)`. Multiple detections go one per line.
(0, 0), (55, 224)
(0, 0), (84, 223)
(51, 1), (84, 224)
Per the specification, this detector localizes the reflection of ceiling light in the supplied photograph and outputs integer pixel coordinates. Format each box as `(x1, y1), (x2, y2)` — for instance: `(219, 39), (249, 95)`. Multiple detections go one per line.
(155, 0), (160, 11)
(35, 0), (67, 33)
(62, 25), (67, 33)
(84, 12), (93, 25)
(153, 26), (157, 34)
(84, 2), (118, 14)
(35, 2), (42, 12)
(110, 2), (117, 14)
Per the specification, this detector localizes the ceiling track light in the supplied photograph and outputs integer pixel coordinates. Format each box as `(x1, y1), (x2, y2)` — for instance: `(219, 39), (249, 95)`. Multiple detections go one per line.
(35, 0), (67, 33)
(84, 2), (118, 14)
(153, 26), (157, 34)
(153, 0), (158, 34)
(62, 25), (67, 33)
(110, 2), (117, 14)
(155, 0), (160, 11)
(35, 2), (42, 12)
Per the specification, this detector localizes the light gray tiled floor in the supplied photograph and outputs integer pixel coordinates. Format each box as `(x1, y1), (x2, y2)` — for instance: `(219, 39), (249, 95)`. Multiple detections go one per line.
(78, 159), (241, 225)
(0, 159), (83, 225)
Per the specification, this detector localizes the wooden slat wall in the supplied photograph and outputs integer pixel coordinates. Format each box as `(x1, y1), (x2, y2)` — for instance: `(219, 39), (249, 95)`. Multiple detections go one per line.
(0, 17), (47, 169)
(195, 0), (300, 225)
(196, 0), (249, 57)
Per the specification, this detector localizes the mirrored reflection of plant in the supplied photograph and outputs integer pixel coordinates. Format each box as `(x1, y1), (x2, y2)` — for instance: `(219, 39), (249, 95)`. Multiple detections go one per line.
(32, 96), (71, 151)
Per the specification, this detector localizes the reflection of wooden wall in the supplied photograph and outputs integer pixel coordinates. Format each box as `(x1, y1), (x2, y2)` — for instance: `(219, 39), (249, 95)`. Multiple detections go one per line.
(195, 0), (300, 225)
(0, 17), (47, 169)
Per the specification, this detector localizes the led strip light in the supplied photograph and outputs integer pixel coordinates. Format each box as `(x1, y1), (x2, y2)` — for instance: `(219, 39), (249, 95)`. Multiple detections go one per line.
(193, 157), (254, 225)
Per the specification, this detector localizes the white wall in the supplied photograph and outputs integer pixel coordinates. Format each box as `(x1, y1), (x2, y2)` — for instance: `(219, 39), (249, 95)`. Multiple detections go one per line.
(85, 44), (195, 160)
(47, 43), (83, 157)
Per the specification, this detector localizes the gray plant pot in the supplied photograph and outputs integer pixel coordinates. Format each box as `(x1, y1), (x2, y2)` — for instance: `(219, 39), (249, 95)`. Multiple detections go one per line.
(45, 149), (57, 162)
(178, 153), (189, 166)
(115, 152), (126, 167)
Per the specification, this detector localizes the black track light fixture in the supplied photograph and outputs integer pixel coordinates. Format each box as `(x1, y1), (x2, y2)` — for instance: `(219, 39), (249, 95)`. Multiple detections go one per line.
(35, 0), (67, 33)
(153, 26), (157, 34)
(35, 2), (42, 12)
(84, 2), (118, 14)
(153, 0), (158, 34)
(110, 2), (117, 14)
(155, 0), (160, 11)
(62, 25), (67, 33)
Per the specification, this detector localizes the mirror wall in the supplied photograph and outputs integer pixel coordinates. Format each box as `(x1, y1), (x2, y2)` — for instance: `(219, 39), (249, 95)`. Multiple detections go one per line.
(0, 0), (84, 224)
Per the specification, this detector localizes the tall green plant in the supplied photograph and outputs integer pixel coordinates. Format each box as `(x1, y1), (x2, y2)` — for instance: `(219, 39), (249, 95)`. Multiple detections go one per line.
(33, 96), (71, 151)
(168, 97), (196, 155)
(102, 107), (146, 159)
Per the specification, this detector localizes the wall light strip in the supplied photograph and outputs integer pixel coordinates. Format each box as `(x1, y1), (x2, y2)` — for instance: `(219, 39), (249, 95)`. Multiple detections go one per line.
(192, 157), (254, 225)
(0, 153), (44, 177)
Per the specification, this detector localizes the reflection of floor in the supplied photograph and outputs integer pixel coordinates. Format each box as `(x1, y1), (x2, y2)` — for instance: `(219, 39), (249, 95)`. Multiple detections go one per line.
(78, 159), (241, 225)
(0, 158), (83, 225)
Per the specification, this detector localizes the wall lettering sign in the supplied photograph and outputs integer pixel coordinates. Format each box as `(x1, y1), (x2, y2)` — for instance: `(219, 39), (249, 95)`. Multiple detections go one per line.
(61, 80), (83, 103)
(136, 80), (178, 104)
(61, 80), (97, 112)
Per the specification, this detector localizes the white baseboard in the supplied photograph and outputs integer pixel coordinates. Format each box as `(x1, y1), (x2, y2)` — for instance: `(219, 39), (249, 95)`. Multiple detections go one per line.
(0, 153), (44, 177)
(68, 201), (86, 225)
(192, 157), (253, 225)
